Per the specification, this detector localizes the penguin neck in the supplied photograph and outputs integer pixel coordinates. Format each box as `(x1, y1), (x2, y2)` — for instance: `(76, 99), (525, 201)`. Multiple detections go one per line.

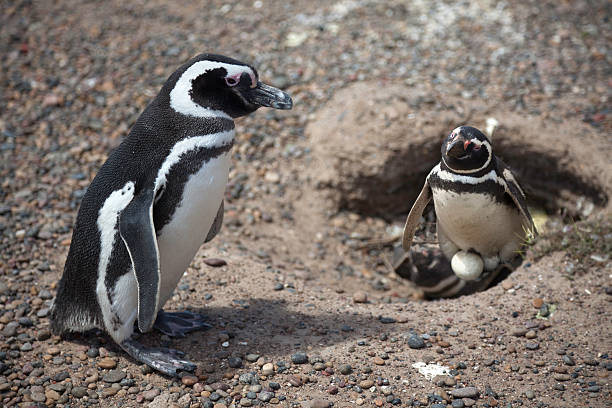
(440, 155), (497, 179)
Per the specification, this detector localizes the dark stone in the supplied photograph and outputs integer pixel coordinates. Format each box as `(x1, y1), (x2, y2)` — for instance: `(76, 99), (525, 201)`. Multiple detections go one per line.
(407, 334), (425, 349)
(291, 352), (308, 364)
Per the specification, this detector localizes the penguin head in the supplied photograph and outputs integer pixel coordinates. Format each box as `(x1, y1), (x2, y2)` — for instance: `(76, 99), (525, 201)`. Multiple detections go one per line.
(441, 126), (493, 173)
(167, 54), (292, 119)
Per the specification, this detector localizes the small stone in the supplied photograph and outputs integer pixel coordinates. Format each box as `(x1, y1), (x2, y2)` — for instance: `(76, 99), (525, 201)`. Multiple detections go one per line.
(353, 291), (368, 303)
(20, 342), (32, 351)
(228, 357), (243, 368)
(525, 342), (539, 350)
(2, 321), (19, 336)
(46, 389), (61, 400)
(245, 353), (259, 362)
(359, 380), (374, 388)
(451, 387), (480, 399)
(98, 357), (117, 369)
(291, 352), (308, 364)
(262, 363), (274, 376)
(463, 398), (476, 407)
(53, 371), (70, 381)
(259, 391), (274, 402)
(203, 258), (227, 267)
(327, 385), (338, 394)
(501, 281), (513, 290)
(143, 388), (160, 401)
(302, 399), (331, 408)
(288, 374), (303, 387)
(452, 400), (465, 408)
(373, 357), (385, 365)
(339, 364), (352, 374)
(87, 348), (99, 358)
(511, 328), (527, 337)
(525, 330), (537, 339)
(407, 334), (425, 349)
(71, 386), (88, 398)
(533, 298), (544, 308)
(553, 373), (571, 381)
(31, 391), (46, 402)
(525, 389), (535, 399)
(102, 369), (126, 383)
(181, 375), (198, 386)
(563, 355), (575, 366)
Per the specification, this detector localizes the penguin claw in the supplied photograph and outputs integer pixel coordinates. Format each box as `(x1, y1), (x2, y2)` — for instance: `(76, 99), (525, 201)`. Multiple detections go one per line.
(120, 339), (197, 377)
(154, 310), (212, 338)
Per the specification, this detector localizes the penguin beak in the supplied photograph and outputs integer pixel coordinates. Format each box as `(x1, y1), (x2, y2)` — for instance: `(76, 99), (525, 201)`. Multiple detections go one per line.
(446, 137), (469, 159)
(243, 82), (293, 110)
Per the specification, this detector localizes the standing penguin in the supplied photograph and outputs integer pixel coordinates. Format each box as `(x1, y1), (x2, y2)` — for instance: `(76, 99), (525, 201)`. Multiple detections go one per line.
(401, 126), (536, 296)
(51, 54), (292, 376)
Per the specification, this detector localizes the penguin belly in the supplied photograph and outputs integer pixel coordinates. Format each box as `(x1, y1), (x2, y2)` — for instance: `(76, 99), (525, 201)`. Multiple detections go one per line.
(156, 151), (231, 307)
(432, 188), (525, 261)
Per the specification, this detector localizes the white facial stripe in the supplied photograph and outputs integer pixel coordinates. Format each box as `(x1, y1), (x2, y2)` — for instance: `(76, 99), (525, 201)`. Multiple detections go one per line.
(154, 130), (235, 192)
(169, 61), (256, 118)
(96, 181), (135, 341)
(433, 163), (507, 188)
(442, 139), (492, 174)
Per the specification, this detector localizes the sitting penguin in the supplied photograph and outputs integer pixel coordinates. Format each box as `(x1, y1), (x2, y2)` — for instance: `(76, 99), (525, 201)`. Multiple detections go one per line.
(50, 54), (292, 376)
(400, 125), (537, 297)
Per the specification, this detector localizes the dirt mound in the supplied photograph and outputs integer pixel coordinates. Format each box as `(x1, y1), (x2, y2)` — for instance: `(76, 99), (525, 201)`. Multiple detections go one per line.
(307, 82), (611, 219)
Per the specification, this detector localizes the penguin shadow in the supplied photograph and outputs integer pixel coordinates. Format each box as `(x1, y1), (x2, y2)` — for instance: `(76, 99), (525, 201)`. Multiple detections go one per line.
(61, 298), (404, 375)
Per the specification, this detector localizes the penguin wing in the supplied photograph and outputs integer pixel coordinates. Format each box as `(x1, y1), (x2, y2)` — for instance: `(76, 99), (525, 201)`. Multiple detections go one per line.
(402, 176), (432, 251)
(497, 159), (538, 237)
(119, 186), (160, 333)
(204, 200), (224, 243)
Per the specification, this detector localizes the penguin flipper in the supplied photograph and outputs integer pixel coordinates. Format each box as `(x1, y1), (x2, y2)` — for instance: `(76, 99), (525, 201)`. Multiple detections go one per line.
(402, 177), (432, 251)
(497, 160), (537, 237)
(119, 186), (160, 334)
(204, 200), (224, 243)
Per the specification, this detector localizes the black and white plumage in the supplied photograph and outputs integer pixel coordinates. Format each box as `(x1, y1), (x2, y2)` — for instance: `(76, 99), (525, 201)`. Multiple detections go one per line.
(401, 126), (536, 296)
(50, 54), (292, 375)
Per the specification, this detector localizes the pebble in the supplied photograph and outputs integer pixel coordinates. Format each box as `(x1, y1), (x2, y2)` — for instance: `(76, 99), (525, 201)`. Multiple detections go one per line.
(525, 330), (537, 339)
(262, 362), (274, 375)
(533, 298), (544, 308)
(53, 371), (70, 381)
(525, 342), (539, 350)
(259, 391), (274, 401)
(181, 375), (198, 386)
(452, 400), (465, 408)
(245, 353), (260, 362)
(291, 352), (309, 364)
(451, 387), (480, 399)
(407, 334), (425, 349)
(87, 347), (100, 358)
(203, 258), (227, 267)
(143, 388), (160, 401)
(302, 399), (331, 408)
(98, 357), (117, 369)
(228, 357), (243, 368)
(373, 356), (385, 365)
(359, 380), (374, 388)
(102, 369), (126, 383)
(339, 364), (352, 374)
(563, 355), (576, 366)
(554, 373), (571, 381)
(71, 386), (88, 398)
(353, 291), (368, 303)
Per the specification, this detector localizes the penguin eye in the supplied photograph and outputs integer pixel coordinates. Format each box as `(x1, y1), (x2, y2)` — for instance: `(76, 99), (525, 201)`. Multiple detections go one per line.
(473, 144), (481, 151)
(224, 76), (239, 87)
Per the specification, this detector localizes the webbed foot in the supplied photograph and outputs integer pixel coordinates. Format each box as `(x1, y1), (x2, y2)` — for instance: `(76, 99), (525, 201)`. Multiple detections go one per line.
(153, 310), (211, 338)
(121, 338), (196, 377)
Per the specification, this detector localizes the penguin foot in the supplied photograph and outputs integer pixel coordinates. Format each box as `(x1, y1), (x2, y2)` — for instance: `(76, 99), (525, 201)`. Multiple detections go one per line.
(121, 339), (196, 377)
(154, 310), (211, 338)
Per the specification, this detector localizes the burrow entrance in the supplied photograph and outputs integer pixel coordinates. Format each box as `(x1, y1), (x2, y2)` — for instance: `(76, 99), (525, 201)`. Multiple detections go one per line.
(306, 82), (611, 297)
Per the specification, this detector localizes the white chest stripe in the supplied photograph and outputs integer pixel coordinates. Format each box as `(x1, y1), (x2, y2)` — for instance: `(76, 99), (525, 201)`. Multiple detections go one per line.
(432, 164), (507, 189)
(154, 130), (235, 192)
(169, 61), (254, 119)
(96, 181), (135, 335)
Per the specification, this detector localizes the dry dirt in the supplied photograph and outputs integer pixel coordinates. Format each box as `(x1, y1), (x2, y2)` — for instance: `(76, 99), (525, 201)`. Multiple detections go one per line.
(0, 0), (611, 408)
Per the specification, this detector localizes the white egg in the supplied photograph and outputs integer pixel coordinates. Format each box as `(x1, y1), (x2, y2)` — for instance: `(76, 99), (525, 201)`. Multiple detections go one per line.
(451, 251), (484, 281)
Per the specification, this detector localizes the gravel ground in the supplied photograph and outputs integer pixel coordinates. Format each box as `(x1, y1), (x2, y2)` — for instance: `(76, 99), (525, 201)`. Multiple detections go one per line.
(0, 0), (611, 407)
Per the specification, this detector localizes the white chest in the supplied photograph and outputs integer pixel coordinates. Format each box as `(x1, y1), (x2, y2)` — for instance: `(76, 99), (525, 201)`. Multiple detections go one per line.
(432, 187), (524, 258)
(155, 151), (231, 305)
